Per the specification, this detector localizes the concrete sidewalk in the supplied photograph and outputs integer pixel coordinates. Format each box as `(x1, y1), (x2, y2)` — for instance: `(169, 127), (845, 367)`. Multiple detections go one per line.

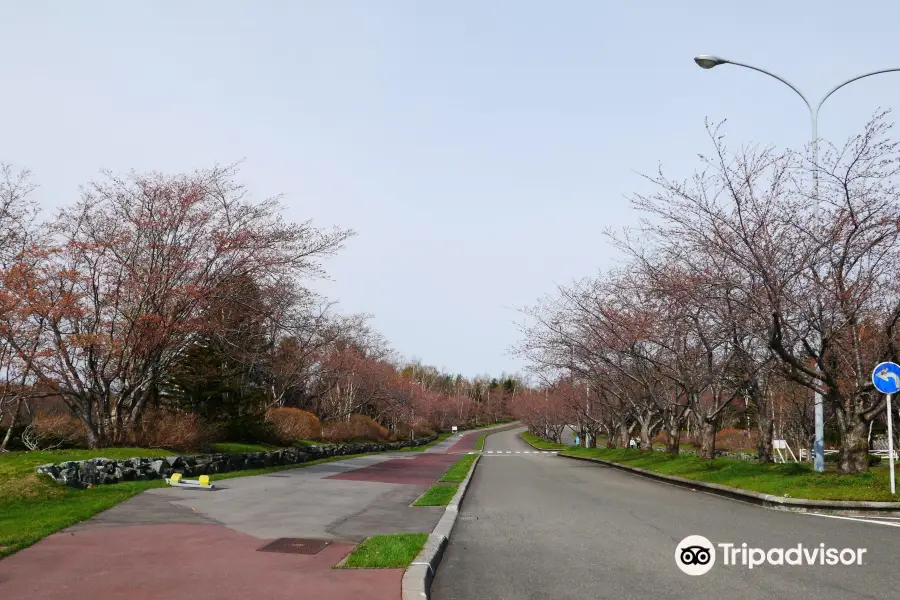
(0, 431), (488, 600)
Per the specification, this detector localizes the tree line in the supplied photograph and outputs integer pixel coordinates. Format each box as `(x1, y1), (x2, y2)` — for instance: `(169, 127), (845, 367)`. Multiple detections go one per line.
(0, 164), (514, 451)
(515, 112), (900, 474)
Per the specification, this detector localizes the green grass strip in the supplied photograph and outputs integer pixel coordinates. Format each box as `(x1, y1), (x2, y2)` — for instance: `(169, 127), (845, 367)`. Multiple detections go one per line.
(562, 446), (899, 502)
(339, 533), (429, 568)
(211, 442), (280, 453)
(413, 483), (458, 506)
(440, 454), (477, 483)
(520, 431), (568, 451)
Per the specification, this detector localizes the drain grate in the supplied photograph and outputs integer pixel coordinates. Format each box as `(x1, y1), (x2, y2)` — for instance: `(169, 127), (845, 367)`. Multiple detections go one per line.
(258, 538), (330, 554)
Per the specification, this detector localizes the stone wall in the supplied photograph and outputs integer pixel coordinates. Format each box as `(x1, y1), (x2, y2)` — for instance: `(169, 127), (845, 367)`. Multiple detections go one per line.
(35, 435), (438, 488)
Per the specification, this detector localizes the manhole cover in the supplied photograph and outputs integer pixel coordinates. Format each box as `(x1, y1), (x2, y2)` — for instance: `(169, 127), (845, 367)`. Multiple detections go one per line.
(257, 538), (330, 554)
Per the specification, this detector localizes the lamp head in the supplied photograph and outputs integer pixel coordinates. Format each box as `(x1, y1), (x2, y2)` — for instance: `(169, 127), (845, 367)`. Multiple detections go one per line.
(694, 55), (727, 69)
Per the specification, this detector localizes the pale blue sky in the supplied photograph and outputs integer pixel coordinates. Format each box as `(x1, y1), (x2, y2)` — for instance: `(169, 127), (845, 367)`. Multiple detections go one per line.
(1, 2), (898, 377)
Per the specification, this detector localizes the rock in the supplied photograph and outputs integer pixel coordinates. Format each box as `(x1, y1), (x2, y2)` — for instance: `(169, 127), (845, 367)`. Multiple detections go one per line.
(35, 431), (443, 488)
(79, 462), (101, 486)
(165, 456), (183, 468)
(150, 460), (168, 474)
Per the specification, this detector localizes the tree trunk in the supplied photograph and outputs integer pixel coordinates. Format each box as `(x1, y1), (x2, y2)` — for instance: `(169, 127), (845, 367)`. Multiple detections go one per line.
(0, 397), (24, 451)
(84, 418), (102, 449)
(699, 417), (717, 459)
(664, 414), (681, 454)
(756, 411), (775, 463)
(618, 422), (630, 449)
(838, 413), (870, 474)
(639, 420), (653, 451)
(606, 424), (617, 449)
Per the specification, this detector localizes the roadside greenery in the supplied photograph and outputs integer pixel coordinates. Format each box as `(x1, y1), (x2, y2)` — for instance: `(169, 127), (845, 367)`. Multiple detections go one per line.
(211, 442), (279, 453)
(339, 533), (429, 569)
(520, 431), (568, 451)
(413, 483), (458, 506)
(563, 446), (897, 502)
(440, 454), (478, 483)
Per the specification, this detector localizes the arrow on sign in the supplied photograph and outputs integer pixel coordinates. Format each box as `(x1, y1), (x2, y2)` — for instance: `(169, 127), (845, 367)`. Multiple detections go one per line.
(876, 367), (900, 388)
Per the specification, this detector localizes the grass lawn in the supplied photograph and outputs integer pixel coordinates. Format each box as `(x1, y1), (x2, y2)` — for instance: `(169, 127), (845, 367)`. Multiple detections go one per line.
(211, 442), (280, 453)
(0, 447), (171, 558)
(520, 431), (568, 451)
(339, 533), (429, 569)
(413, 483), (458, 506)
(563, 446), (899, 502)
(439, 454), (478, 483)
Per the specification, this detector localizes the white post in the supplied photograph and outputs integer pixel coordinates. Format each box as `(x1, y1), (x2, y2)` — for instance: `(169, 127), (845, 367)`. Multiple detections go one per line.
(887, 393), (896, 495)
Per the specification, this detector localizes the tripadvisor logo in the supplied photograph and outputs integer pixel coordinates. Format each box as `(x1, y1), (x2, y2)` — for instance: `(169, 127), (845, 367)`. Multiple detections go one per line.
(675, 535), (867, 575)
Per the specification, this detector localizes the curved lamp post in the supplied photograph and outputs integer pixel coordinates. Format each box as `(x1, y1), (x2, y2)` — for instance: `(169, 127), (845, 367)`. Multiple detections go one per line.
(694, 55), (900, 472)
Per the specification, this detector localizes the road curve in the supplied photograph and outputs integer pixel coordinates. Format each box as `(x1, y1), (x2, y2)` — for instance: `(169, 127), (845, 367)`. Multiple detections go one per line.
(431, 427), (899, 600)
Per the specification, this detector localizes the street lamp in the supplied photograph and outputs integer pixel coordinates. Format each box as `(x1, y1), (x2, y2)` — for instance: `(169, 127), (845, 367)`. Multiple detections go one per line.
(694, 54), (900, 473)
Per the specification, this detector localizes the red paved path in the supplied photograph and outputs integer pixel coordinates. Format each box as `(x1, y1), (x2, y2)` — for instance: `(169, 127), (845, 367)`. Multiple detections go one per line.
(0, 524), (400, 600)
(448, 433), (479, 453)
(326, 453), (458, 485)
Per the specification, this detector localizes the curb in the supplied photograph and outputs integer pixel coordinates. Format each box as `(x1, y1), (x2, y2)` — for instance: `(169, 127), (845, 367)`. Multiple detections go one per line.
(559, 452), (900, 515)
(518, 433), (566, 453)
(402, 454), (482, 600)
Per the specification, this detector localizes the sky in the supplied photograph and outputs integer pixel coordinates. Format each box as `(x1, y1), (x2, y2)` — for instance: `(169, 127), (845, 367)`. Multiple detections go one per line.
(1, 2), (899, 378)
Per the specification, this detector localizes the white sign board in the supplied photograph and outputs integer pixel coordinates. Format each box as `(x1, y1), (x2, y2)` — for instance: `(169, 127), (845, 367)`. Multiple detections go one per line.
(451, 426), (458, 432)
(773, 439), (788, 450)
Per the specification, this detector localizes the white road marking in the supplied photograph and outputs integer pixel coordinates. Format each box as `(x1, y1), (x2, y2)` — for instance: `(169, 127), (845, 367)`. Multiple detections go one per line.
(803, 512), (900, 528)
(487, 451), (494, 454)
(515, 451), (521, 454)
(506, 451), (512, 454)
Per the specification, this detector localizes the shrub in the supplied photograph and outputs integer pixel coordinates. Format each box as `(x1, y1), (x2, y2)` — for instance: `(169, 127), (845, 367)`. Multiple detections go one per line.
(393, 422), (434, 441)
(265, 407), (322, 443)
(322, 414), (391, 443)
(409, 418), (436, 436)
(131, 408), (219, 452)
(716, 428), (757, 451)
(21, 411), (87, 450)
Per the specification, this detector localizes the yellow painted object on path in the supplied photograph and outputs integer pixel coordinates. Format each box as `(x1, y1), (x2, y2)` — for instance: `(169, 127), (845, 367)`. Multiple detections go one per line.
(164, 472), (216, 490)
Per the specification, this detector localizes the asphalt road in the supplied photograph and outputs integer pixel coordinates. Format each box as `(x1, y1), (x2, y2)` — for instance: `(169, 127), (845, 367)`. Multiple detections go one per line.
(431, 427), (900, 600)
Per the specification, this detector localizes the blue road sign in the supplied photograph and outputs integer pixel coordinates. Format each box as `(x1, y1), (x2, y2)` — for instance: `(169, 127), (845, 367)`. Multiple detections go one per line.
(872, 362), (900, 394)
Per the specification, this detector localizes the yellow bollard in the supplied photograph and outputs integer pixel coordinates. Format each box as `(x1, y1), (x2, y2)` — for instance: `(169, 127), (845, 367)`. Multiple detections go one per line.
(198, 475), (210, 486)
(170, 473), (182, 483)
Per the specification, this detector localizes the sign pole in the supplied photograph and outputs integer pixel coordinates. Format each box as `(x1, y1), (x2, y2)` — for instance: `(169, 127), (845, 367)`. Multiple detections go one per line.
(872, 362), (900, 494)
(888, 393), (896, 495)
